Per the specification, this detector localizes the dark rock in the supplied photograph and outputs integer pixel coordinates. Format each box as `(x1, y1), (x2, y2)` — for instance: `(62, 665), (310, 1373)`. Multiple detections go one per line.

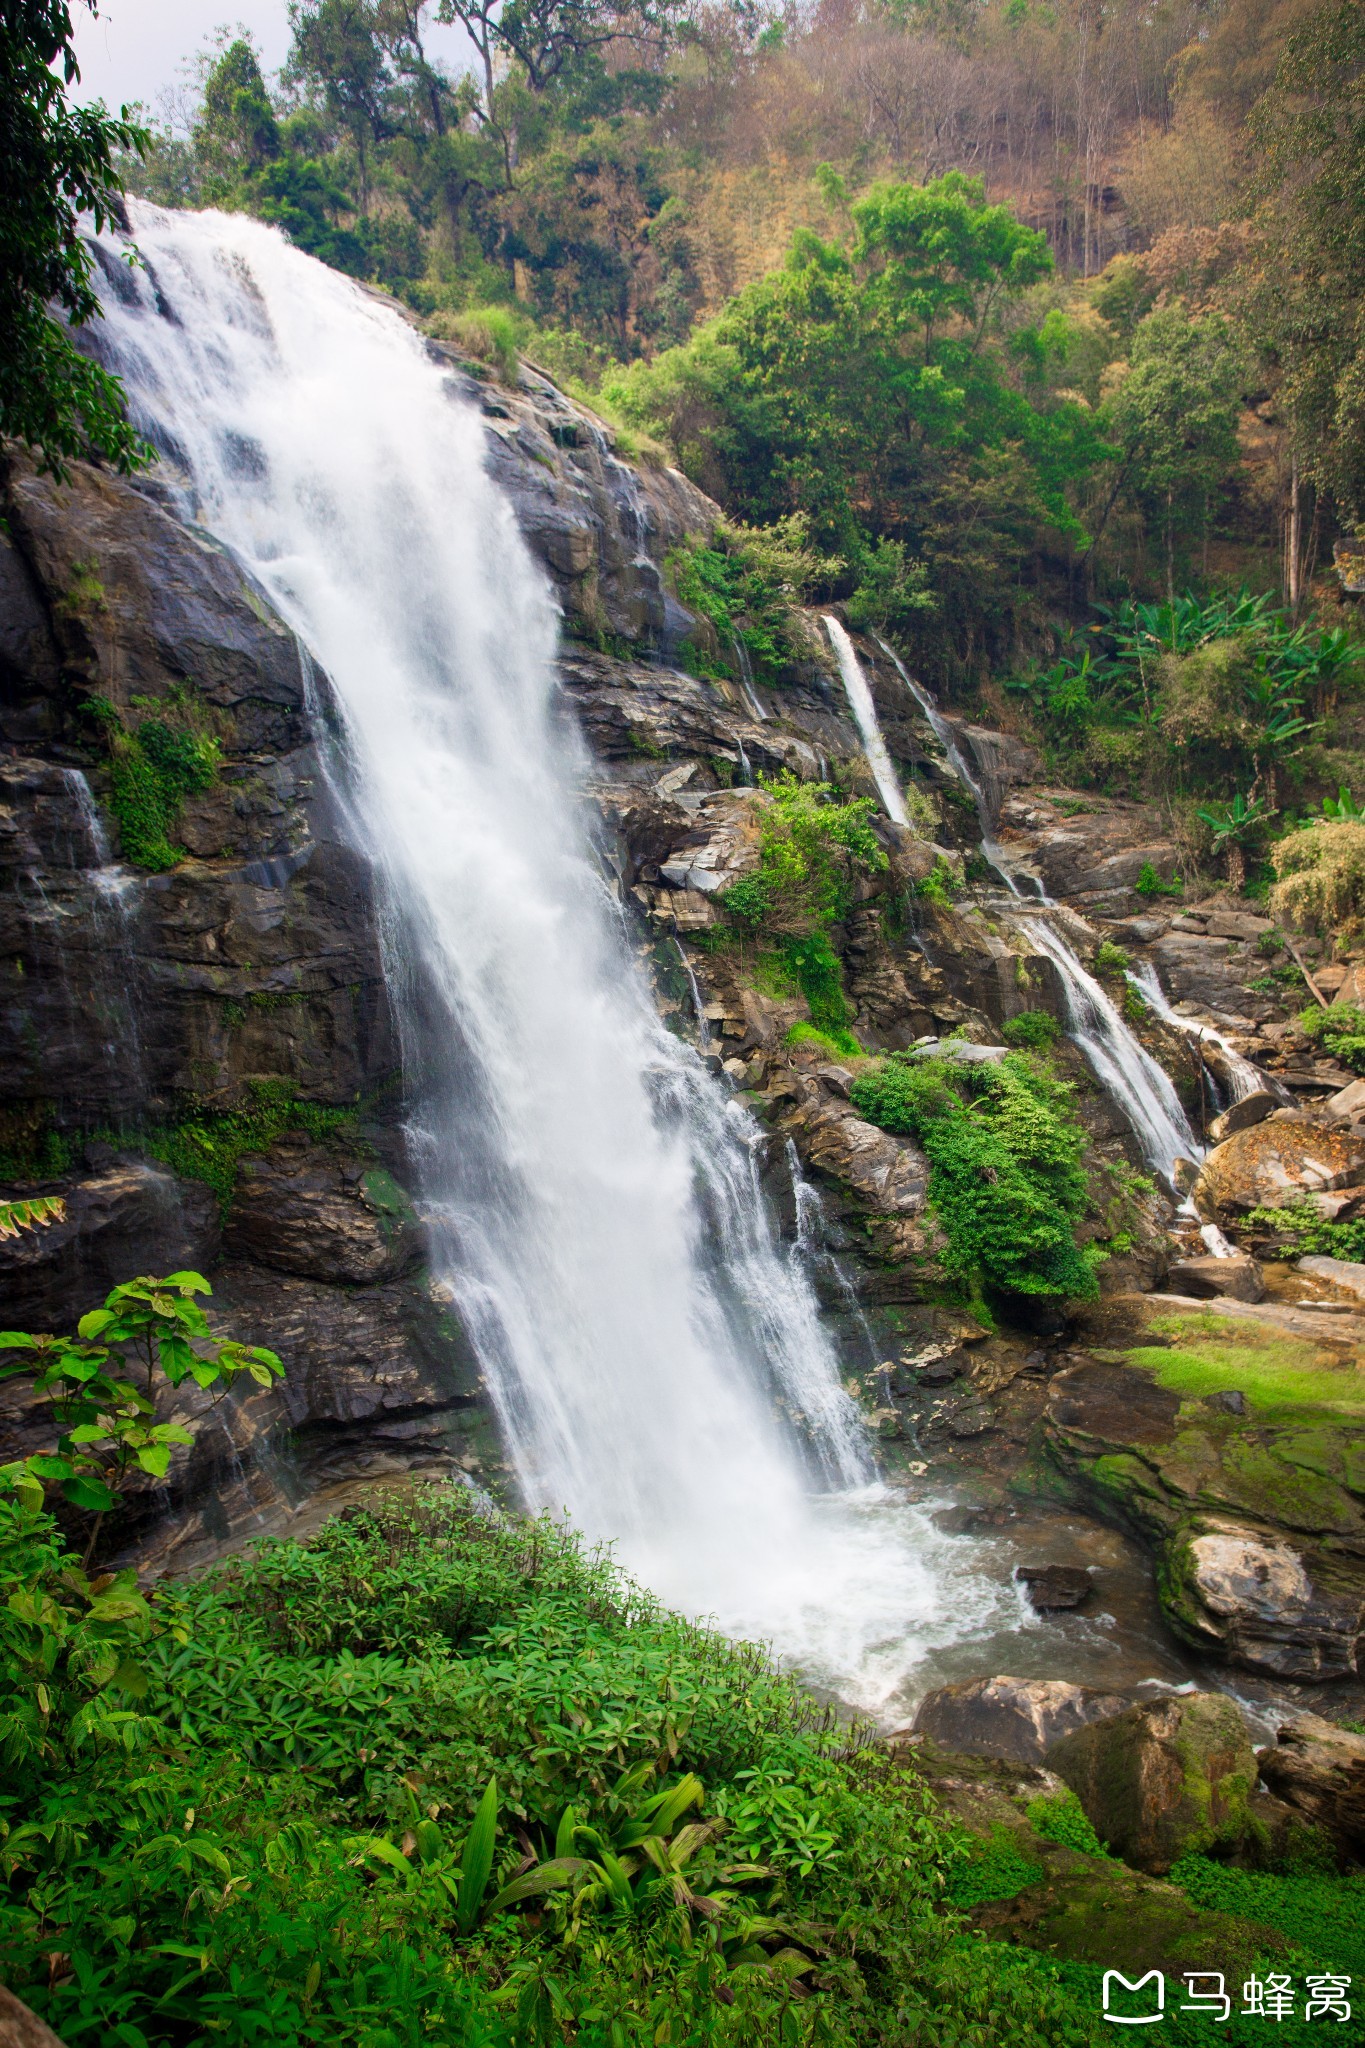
(0, 1164), (219, 1330)
(1048, 1692), (1259, 1873)
(1047, 1361), (1181, 1445)
(1202, 1388), (1248, 1415)
(1257, 1712), (1365, 1863)
(911, 1674), (1133, 1764)
(1017, 1564), (1094, 1611)
(225, 1136), (419, 1284)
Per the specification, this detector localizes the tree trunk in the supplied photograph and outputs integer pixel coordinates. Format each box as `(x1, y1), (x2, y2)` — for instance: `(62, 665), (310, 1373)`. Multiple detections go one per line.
(1287, 453), (1301, 613)
(1165, 489), (1175, 606)
(1227, 842), (1245, 891)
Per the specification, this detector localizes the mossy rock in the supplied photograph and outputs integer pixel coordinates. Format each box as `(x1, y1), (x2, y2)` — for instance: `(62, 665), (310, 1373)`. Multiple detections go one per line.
(1047, 1693), (1259, 1874)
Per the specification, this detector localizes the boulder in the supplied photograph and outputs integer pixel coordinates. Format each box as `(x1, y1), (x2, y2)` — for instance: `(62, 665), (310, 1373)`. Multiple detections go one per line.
(1205, 911), (1274, 941)
(1257, 1712), (1365, 1863)
(910, 1675), (1132, 1764)
(1207, 1091), (1277, 1141)
(1016, 1564), (1093, 1611)
(784, 1097), (930, 1215)
(1166, 1254), (1265, 1304)
(0, 1984), (69, 2048)
(225, 1137), (420, 1284)
(1193, 1118), (1365, 1219)
(1047, 1692), (1258, 1873)
(1160, 1519), (1365, 1681)
(1325, 1076), (1365, 1122)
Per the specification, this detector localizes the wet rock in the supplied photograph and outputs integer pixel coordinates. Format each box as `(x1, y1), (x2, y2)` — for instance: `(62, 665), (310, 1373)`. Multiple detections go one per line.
(1047, 1691), (1259, 1873)
(1207, 1091), (1277, 1141)
(0, 1163), (219, 1330)
(1017, 1564), (1094, 1611)
(1166, 1253), (1265, 1303)
(1257, 1712), (1365, 1862)
(225, 1137), (419, 1284)
(1046, 1360), (1181, 1445)
(1160, 1519), (1365, 1681)
(1193, 1119), (1365, 1218)
(783, 1097), (930, 1215)
(1297, 1255), (1365, 1302)
(911, 1675), (1133, 1764)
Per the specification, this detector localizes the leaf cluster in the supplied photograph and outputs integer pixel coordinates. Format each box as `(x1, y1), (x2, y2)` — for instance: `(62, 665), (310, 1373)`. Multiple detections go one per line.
(849, 1049), (1098, 1303)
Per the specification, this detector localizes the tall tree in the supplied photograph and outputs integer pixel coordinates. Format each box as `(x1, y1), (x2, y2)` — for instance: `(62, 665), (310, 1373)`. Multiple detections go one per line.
(0, 0), (148, 475)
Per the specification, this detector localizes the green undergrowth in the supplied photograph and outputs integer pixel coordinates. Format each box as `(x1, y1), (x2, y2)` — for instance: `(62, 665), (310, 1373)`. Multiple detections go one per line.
(1246, 1199), (1365, 1263)
(0, 1485), (1109, 2048)
(850, 1050), (1099, 1303)
(1298, 1000), (1365, 1074)
(668, 518), (834, 689)
(85, 688), (221, 871)
(944, 1827), (1042, 1908)
(1130, 1313), (1365, 1420)
(1001, 1010), (1060, 1050)
(1170, 1856), (1365, 1980)
(784, 1021), (866, 1061)
(1026, 1791), (1109, 1860)
(90, 1080), (361, 1218)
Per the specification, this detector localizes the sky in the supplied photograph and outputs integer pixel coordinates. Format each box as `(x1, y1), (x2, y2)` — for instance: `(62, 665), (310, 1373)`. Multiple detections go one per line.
(70, 0), (471, 118)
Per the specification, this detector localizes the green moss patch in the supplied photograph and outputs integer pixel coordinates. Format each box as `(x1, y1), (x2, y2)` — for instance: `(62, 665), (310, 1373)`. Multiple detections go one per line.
(1131, 1314), (1364, 1421)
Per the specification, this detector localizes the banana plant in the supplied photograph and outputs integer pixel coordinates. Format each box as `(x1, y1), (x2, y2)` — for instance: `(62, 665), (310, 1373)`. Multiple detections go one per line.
(1196, 792), (1272, 889)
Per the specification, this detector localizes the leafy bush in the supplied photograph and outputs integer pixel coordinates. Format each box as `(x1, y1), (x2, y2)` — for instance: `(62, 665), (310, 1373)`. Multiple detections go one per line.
(670, 517), (835, 688)
(1135, 861), (1183, 898)
(914, 856), (962, 908)
(0, 1485), (1104, 2048)
(1093, 939), (1130, 975)
(427, 305), (522, 384)
(1002, 1010), (1060, 1049)
(1270, 820), (1365, 935)
(85, 690), (221, 871)
(849, 1051), (1098, 1302)
(1298, 1001), (1365, 1073)
(1026, 1790), (1109, 1859)
(1245, 1200), (1365, 1263)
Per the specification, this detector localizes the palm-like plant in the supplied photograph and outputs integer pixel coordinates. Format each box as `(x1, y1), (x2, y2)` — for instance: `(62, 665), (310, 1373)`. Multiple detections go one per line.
(1196, 792), (1272, 889)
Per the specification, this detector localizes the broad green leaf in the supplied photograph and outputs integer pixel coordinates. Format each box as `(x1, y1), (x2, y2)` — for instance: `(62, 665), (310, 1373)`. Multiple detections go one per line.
(162, 1271), (211, 1294)
(62, 1474), (116, 1512)
(488, 1857), (589, 1912)
(78, 1309), (116, 1339)
(456, 1777), (499, 1935)
(0, 1332), (41, 1350)
(28, 1454), (74, 1480)
(108, 1657), (148, 1698)
(137, 1445), (172, 1478)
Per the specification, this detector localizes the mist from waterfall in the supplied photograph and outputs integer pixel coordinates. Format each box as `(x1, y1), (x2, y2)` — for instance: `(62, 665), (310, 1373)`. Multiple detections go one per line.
(87, 205), (1018, 1710)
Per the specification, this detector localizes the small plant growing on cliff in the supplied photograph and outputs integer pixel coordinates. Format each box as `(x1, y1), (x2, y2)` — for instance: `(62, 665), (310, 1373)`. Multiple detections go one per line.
(1001, 1010), (1059, 1050)
(1297, 1000), (1365, 1073)
(1135, 860), (1183, 898)
(0, 1272), (281, 1560)
(1093, 939), (1130, 975)
(83, 689), (221, 871)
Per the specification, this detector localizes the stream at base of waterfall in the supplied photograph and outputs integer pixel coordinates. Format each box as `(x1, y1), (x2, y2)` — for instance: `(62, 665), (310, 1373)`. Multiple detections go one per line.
(88, 202), (1149, 1726)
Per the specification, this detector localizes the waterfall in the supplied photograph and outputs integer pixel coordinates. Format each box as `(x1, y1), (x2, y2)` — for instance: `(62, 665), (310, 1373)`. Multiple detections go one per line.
(84, 205), (1007, 1704)
(824, 619), (910, 826)
(1128, 963), (1285, 1108)
(873, 638), (1201, 1185)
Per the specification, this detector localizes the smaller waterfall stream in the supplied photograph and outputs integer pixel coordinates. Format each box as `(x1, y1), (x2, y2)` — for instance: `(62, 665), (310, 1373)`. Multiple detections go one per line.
(867, 637), (1202, 1185)
(825, 619), (910, 826)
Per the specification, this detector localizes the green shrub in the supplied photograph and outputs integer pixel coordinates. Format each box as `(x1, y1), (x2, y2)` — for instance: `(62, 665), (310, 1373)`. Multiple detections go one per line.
(914, 855), (962, 908)
(1271, 820), (1365, 936)
(849, 1050), (1098, 1302)
(86, 690), (221, 870)
(785, 1019), (864, 1060)
(670, 516), (836, 687)
(1026, 1790), (1109, 1859)
(1093, 938), (1130, 975)
(1135, 860), (1183, 897)
(1002, 1010), (1060, 1049)
(1298, 1000), (1365, 1073)
(1245, 1198), (1365, 1263)
(0, 1485), (1106, 2048)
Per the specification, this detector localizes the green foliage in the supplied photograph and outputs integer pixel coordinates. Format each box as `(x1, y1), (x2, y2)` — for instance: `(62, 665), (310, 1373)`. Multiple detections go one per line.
(0, 1272), (281, 1541)
(1297, 1000), (1365, 1074)
(0, 1485), (1105, 2048)
(1246, 1200), (1365, 1265)
(1093, 939), (1129, 975)
(1135, 861), (1183, 898)
(134, 1080), (360, 1216)
(844, 538), (936, 640)
(0, 0), (151, 474)
(849, 1050), (1099, 1302)
(943, 1826), (1042, 1908)
(670, 517), (834, 688)
(1025, 1790), (1109, 1860)
(914, 855), (962, 908)
(1001, 1010), (1060, 1049)
(1171, 1856), (1365, 1985)
(784, 1022), (865, 1059)
(429, 304), (522, 383)
(0, 1193), (66, 1240)
(83, 690), (220, 870)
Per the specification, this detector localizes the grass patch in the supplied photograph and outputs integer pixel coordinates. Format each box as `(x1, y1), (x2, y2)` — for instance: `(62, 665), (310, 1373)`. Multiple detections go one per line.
(944, 1826), (1043, 1908)
(785, 1021), (867, 1060)
(1133, 1315), (1365, 1419)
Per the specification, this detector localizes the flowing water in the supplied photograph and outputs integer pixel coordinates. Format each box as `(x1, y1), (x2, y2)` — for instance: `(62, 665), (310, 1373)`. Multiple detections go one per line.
(825, 619), (910, 826)
(85, 204), (1035, 1714)
(872, 638), (1202, 1184)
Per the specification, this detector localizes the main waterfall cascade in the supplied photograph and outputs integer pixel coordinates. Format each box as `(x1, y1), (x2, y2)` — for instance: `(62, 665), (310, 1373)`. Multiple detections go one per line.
(89, 205), (1024, 1711)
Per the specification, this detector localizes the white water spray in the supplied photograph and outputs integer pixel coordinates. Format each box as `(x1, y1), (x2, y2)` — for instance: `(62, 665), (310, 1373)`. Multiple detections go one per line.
(87, 206), (1018, 1707)
(872, 637), (1201, 1185)
(824, 619), (909, 826)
